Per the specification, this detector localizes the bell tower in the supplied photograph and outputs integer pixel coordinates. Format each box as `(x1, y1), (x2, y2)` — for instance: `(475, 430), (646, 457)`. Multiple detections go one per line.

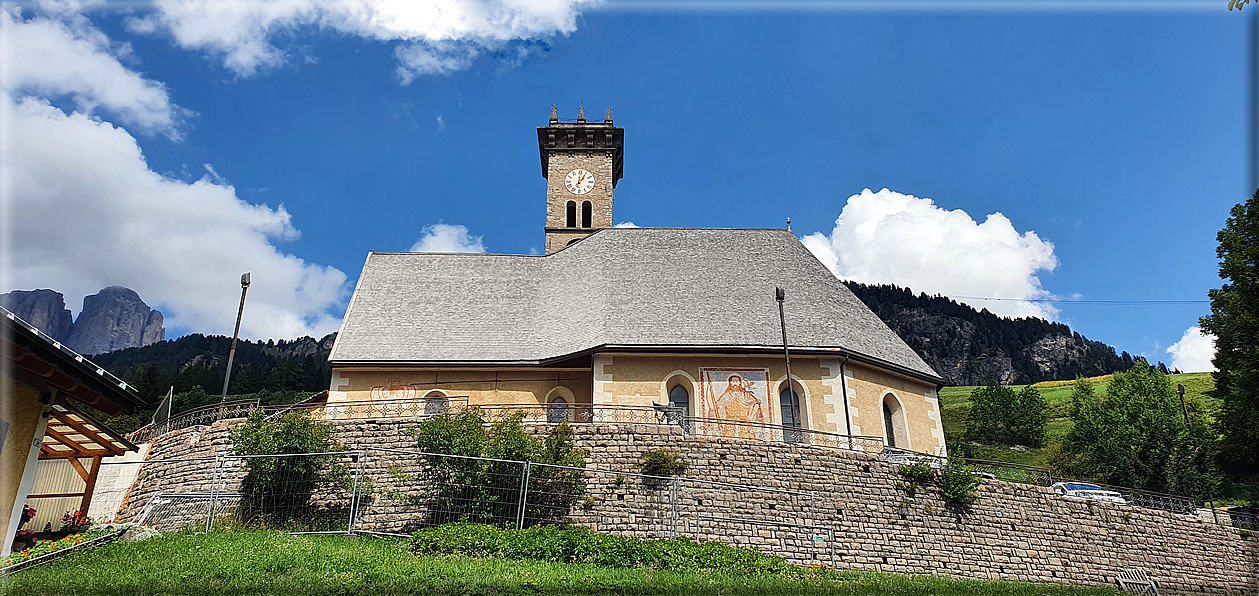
(538, 104), (624, 253)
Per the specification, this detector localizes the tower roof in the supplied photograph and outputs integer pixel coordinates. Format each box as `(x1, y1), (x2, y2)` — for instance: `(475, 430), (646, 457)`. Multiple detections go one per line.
(330, 228), (942, 384)
(537, 109), (624, 187)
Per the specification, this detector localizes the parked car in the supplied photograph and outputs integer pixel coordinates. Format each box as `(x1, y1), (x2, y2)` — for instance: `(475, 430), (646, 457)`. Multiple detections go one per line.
(1050, 482), (1128, 505)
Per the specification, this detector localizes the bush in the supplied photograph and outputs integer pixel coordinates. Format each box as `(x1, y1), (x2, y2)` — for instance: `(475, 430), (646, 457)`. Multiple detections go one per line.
(1062, 363), (1222, 494)
(406, 409), (588, 526)
(229, 410), (351, 527)
(966, 382), (1048, 447)
(897, 458), (935, 485)
(639, 449), (688, 477)
(938, 456), (981, 507)
(409, 523), (798, 576)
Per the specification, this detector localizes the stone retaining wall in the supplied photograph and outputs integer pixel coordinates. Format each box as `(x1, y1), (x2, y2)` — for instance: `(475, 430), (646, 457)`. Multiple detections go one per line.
(117, 417), (1258, 594)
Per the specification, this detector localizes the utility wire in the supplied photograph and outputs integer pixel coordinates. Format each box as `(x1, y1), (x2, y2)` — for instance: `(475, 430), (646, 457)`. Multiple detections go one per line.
(951, 296), (1209, 304)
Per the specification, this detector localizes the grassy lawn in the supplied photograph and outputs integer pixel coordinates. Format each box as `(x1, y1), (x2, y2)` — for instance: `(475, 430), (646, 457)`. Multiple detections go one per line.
(939, 373), (1218, 469)
(4, 530), (1123, 596)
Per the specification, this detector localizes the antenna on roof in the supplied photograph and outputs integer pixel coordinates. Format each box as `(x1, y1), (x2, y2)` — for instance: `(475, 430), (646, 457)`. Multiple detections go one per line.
(786, 217), (791, 232)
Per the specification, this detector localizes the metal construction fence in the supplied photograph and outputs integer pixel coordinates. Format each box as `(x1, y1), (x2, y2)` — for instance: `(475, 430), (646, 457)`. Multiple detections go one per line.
(113, 448), (837, 565)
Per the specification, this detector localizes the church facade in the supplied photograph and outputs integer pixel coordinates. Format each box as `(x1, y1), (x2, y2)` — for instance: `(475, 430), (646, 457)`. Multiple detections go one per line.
(328, 107), (948, 455)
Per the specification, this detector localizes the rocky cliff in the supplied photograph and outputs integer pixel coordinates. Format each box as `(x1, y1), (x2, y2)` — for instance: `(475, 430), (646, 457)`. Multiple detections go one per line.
(65, 286), (165, 354)
(2, 286), (165, 355)
(0, 289), (74, 342)
(844, 282), (1135, 386)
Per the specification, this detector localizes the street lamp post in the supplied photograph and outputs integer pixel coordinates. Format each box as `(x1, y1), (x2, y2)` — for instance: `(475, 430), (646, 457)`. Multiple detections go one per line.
(1178, 383), (1218, 524)
(219, 273), (250, 414)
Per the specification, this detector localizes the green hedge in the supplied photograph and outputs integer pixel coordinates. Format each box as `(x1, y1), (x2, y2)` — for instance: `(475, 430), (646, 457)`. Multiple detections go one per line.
(409, 523), (797, 576)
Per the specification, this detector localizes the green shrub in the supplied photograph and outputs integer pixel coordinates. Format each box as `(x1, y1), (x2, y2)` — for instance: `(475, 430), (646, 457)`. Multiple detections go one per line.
(229, 410), (352, 527)
(938, 456), (981, 507)
(406, 409), (588, 526)
(639, 449), (688, 477)
(409, 523), (797, 576)
(898, 458), (936, 485)
(966, 382), (1048, 447)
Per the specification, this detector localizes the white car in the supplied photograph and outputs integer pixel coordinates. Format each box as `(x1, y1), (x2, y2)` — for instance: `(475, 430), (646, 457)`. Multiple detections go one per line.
(1051, 482), (1128, 505)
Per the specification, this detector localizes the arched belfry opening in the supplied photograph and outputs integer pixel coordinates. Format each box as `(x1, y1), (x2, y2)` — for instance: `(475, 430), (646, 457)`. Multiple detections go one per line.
(581, 201), (592, 229)
(565, 201), (577, 228)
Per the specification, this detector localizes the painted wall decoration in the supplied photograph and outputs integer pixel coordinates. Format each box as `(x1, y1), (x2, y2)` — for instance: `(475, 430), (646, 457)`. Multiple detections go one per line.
(370, 384), (415, 400)
(698, 368), (772, 438)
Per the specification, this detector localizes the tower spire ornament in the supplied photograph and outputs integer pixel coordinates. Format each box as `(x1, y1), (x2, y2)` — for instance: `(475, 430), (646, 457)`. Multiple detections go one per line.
(605, 105), (613, 123)
(577, 103), (585, 123)
(550, 104), (558, 124)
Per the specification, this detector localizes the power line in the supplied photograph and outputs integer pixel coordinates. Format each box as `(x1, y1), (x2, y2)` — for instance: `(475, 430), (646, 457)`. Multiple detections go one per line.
(952, 296), (1209, 305)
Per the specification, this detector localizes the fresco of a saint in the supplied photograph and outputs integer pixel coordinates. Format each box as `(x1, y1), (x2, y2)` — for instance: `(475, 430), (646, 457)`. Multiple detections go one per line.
(699, 368), (771, 438)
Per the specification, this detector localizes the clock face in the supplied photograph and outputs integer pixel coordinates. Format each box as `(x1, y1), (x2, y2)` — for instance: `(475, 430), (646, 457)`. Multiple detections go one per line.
(565, 169), (595, 195)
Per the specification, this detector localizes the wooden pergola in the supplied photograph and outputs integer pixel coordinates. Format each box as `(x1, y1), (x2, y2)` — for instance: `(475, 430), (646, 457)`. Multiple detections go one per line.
(31, 403), (138, 516)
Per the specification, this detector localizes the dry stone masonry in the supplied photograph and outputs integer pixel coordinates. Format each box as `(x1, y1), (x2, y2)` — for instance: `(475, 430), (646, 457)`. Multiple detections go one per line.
(118, 418), (1258, 594)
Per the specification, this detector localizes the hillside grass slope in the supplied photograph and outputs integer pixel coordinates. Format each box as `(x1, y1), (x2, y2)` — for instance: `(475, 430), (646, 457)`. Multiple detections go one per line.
(938, 373), (1219, 468)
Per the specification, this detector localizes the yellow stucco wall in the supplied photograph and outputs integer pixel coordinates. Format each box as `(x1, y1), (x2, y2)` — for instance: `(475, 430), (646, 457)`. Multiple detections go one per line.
(330, 369), (593, 407)
(1, 372), (45, 546)
(844, 361), (946, 455)
(330, 353), (945, 455)
(592, 353), (942, 454)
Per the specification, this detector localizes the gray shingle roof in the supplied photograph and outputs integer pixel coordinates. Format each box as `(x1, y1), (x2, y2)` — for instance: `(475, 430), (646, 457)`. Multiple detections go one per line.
(330, 228), (941, 383)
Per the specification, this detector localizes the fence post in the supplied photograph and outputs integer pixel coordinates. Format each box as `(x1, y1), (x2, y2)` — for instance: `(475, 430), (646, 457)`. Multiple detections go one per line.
(516, 461), (531, 530)
(206, 456), (220, 533)
(348, 450), (364, 533)
(670, 477), (679, 539)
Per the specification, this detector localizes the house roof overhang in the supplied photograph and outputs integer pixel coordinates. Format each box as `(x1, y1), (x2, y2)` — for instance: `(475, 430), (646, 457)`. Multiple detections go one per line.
(39, 402), (138, 460)
(2, 309), (145, 416)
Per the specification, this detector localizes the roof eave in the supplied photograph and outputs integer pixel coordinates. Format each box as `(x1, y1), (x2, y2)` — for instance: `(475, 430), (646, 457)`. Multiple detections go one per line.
(330, 343), (945, 386)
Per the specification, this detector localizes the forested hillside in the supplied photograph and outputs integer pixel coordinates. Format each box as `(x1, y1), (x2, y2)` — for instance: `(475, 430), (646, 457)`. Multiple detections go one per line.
(90, 333), (336, 431)
(844, 282), (1138, 385)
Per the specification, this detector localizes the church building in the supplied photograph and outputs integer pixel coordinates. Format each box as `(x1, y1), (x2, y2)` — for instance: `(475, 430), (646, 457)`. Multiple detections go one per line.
(328, 106), (948, 456)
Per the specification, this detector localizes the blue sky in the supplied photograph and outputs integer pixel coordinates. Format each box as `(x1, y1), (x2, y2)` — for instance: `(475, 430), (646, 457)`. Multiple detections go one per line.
(1, 0), (1251, 372)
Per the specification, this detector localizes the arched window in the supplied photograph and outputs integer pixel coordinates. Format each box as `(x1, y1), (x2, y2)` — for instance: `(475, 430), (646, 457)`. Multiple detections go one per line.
(882, 393), (908, 449)
(669, 384), (690, 416)
(422, 390), (449, 416)
(548, 395), (570, 423)
(581, 201), (592, 228)
(565, 201), (577, 228)
(779, 383), (802, 443)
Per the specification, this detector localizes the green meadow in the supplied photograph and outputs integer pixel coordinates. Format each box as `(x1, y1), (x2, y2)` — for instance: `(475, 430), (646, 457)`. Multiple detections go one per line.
(4, 531), (1123, 596)
(938, 373), (1219, 468)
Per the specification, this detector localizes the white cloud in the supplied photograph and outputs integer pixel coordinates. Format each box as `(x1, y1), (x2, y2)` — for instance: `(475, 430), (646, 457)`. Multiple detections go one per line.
(129, 0), (599, 79)
(0, 8), (186, 137)
(410, 223), (486, 253)
(0, 8), (347, 340)
(1167, 327), (1216, 373)
(801, 188), (1059, 320)
(613, 221), (638, 228)
(1, 93), (348, 340)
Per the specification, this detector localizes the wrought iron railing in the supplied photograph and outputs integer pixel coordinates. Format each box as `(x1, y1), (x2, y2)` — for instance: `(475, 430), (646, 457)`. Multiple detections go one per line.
(263, 396), (470, 421)
(1094, 484), (1198, 514)
(476, 403), (682, 425)
(127, 399), (260, 444)
(879, 450), (1205, 518)
(965, 458), (1054, 486)
(681, 417), (887, 454)
(1224, 509), (1259, 531)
